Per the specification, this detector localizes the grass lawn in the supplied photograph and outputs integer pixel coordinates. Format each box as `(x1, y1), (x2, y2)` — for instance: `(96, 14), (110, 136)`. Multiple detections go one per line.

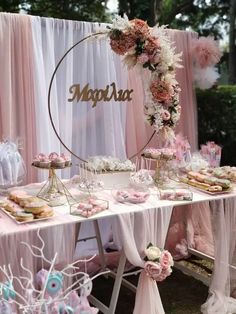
(92, 266), (209, 314)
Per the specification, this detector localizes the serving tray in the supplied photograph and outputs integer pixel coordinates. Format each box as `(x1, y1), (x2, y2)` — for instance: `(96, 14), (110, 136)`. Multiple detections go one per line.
(0, 206), (54, 225)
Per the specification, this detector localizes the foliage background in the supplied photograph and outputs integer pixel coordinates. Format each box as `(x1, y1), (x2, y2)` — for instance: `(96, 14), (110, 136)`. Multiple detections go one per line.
(197, 86), (236, 166)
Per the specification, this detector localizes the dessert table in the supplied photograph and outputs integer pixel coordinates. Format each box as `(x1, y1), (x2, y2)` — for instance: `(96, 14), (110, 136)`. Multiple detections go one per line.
(1, 182), (236, 314)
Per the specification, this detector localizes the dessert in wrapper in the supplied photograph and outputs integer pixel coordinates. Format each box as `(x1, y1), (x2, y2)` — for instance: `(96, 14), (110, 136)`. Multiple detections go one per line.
(200, 141), (221, 168)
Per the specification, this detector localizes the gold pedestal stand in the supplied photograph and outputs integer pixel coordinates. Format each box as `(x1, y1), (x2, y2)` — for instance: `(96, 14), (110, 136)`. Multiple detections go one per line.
(36, 167), (76, 206)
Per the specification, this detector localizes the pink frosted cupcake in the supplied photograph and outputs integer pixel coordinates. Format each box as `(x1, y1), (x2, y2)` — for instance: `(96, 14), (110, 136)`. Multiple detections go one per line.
(51, 156), (65, 168)
(61, 153), (71, 166)
(39, 156), (51, 168)
(33, 156), (40, 167)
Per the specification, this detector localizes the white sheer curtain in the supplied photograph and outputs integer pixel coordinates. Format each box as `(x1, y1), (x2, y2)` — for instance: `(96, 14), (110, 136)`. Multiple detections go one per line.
(31, 16), (128, 181)
(30, 16), (129, 257)
(201, 198), (236, 314)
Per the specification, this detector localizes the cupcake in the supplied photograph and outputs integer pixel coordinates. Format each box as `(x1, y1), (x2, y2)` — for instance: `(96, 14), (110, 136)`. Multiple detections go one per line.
(61, 153), (71, 166)
(33, 156), (40, 167)
(39, 156), (51, 168)
(142, 148), (153, 158)
(151, 149), (161, 159)
(49, 152), (59, 161)
(51, 156), (65, 168)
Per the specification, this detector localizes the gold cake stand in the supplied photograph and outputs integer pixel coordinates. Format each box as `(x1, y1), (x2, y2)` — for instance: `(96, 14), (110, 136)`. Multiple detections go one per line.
(33, 165), (76, 206)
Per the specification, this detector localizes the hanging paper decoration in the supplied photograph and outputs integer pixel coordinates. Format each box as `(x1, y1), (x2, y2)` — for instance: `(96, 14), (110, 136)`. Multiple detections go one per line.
(191, 36), (222, 90)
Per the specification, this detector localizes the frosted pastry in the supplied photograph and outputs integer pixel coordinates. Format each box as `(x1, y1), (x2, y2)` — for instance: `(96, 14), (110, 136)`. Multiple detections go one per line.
(15, 212), (34, 222)
(24, 201), (48, 214)
(51, 156), (65, 168)
(114, 189), (149, 204)
(35, 206), (54, 218)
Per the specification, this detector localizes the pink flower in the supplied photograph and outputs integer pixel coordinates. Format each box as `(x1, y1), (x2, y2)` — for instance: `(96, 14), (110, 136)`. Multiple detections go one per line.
(144, 36), (160, 55)
(191, 36), (222, 68)
(110, 31), (136, 55)
(150, 80), (172, 103)
(130, 19), (150, 37)
(144, 261), (162, 280)
(160, 250), (174, 270)
(161, 110), (171, 121)
(137, 53), (149, 64)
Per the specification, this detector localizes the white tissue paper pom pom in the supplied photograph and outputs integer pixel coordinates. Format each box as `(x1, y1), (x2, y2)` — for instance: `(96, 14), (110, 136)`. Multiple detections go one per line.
(194, 66), (220, 90)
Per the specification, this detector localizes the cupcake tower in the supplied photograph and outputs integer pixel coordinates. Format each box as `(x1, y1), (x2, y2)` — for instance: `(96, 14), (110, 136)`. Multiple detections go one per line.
(32, 153), (75, 205)
(33, 152), (71, 169)
(142, 148), (176, 161)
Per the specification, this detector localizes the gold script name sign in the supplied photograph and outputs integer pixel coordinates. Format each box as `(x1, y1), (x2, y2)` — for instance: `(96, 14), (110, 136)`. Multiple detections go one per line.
(68, 82), (133, 108)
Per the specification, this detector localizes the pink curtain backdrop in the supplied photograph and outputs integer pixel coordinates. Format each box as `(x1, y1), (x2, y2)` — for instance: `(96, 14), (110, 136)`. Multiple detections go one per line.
(0, 13), (37, 183)
(126, 29), (198, 158)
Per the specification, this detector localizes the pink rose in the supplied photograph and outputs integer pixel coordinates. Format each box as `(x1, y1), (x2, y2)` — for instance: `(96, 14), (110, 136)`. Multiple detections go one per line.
(150, 80), (172, 103)
(160, 250), (174, 270)
(144, 261), (162, 280)
(110, 31), (136, 55)
(161, 110), (171, 121)
(137, 53), (149, 64)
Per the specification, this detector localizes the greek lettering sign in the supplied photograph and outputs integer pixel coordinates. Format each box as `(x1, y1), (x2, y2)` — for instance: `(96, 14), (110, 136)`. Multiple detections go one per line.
(68, 82), (133, 107)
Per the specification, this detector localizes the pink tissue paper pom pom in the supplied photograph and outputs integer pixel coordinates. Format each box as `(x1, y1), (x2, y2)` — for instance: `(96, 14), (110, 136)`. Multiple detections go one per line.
(191, 36), (222, 68)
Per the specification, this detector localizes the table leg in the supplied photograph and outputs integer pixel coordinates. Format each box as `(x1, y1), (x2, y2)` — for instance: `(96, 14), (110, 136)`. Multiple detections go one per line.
(89, 249), (127, 314)
(93, 220), (107, 271)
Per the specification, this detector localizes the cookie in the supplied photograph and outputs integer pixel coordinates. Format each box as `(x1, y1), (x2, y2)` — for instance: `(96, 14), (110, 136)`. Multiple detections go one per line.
(35, 206), (54, 218)
(24, 202), (47, 214)
(15, 212), (34, 222)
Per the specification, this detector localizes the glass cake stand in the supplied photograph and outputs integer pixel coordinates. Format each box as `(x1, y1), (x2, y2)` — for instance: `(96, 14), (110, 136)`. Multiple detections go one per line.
(33, 165), (76, 206)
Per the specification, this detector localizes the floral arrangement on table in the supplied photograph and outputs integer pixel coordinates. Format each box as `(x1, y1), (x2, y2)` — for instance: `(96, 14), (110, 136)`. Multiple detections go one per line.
(144, 243), (174, 281)
(107, 15), (182, 140)
(191, 36), (222, 89)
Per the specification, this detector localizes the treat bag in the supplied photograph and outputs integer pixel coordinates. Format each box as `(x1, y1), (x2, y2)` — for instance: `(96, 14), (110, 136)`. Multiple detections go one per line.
(1, 148), (12, 186)
(0, 161), (4, 186)
(200, 142), (221, 167)
(14, 150), (26, 182)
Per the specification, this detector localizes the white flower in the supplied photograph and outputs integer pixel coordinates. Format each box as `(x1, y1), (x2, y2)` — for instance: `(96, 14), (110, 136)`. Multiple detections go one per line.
(145, 246), (162, 261)
(111, 14), (131, 31)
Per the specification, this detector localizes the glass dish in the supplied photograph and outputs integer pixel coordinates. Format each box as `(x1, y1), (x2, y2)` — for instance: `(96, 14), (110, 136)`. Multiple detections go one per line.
(112, 186), (150, 204)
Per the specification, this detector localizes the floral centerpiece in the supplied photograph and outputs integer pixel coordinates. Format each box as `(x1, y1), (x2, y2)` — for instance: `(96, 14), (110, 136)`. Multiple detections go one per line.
(144, 243), (174, 281)
(107, 15), (182, 140)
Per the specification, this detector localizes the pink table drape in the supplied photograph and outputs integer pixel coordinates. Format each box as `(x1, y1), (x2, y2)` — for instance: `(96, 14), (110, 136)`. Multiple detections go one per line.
(0, 13), (37, 183)
(165, 202), (214, 260)
(113, 206), (173, 314)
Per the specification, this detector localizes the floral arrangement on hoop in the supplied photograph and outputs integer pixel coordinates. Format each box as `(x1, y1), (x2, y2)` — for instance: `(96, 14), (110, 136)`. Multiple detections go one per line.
(107, 15), (182, 140)
(144, 243), (174, 281)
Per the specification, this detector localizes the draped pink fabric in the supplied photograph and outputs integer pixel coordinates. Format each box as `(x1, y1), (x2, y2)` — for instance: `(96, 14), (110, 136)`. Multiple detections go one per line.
(201, 198), (236, 314)
(113, 206), (173, 314)
(0, 13), (37, 183)
(126, 29), (198, 158)
(165, 202), (214, 260)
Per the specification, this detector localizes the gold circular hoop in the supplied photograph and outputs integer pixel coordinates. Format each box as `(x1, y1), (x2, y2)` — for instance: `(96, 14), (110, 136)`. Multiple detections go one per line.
(48, 32), (156, 162)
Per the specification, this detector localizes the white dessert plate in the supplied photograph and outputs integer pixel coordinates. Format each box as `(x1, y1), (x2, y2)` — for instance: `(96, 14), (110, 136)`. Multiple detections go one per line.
(0, 206), (54, 225)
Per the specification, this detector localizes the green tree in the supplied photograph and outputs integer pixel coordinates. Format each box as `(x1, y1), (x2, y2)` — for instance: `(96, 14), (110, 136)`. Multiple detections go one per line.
(0, 0), (111, 23)
(0, 0), (23, 12)
(229, 0), (236, 84)
(118, 0), (235, 83)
